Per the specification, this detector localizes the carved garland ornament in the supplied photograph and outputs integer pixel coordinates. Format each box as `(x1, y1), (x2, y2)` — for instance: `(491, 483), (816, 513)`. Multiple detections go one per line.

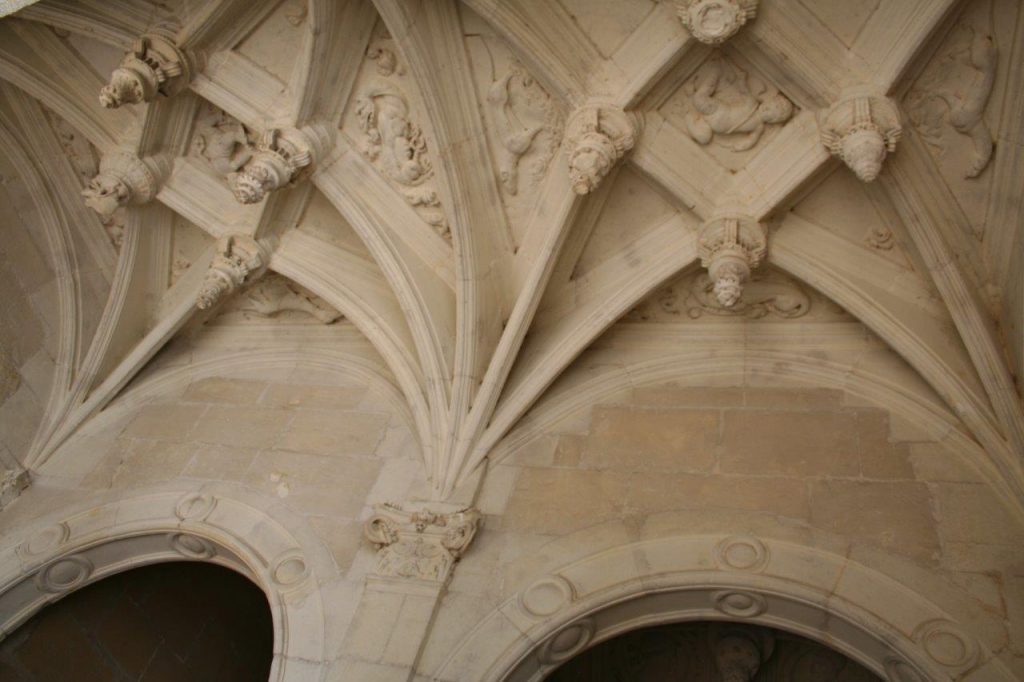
(82, 151), (168, 218)
(196, 235), (269, 310)
(819, 93), (902, 183)
(564, 104), (641, 195)
(698, 214), (767, 308)
(99, 29), (194, 109)
(675, 0), (758, 45)
(363, 503), (481, 583)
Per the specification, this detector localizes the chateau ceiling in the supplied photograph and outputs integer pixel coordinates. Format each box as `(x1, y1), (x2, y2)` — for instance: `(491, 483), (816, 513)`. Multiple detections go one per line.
(0, 0), (1022, 510)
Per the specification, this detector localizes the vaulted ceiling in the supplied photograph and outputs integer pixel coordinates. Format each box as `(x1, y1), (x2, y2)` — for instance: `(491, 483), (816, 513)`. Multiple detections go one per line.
(0, 0), (1021, 511)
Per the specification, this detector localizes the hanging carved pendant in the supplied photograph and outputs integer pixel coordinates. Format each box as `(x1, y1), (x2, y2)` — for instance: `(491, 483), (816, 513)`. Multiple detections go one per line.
(229, 126), (328, 204)
(82, 151), (169, 218)
(196, 235), (269, 310)
(564, 104), (641, 195)
(99, 29), (194, 109)
(697, 214), (767, 308)
(819, 93), (902, 183)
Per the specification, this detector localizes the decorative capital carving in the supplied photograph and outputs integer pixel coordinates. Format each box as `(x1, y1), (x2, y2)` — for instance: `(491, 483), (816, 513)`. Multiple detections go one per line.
(697, 214), (767, 308)
(99, 30), (193, 109)
(819, 92), (902, 183)
(675, 0), (757, 44)
(230, 126), (328, 204)
(196, 235), (269, 310)
(565, 104), (641, 195)
(0, 468), (29, 511)
(82, 151), (168, 218)
(363, 502), (481, 583)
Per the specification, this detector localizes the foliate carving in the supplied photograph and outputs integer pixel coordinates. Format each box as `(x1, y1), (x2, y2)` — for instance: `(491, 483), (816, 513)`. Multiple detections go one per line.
(191, 103), (253, 177)
(697, 215), (767, 308)
(82, 151), (167, 218)
(675, 0), (757, 45)
(819, 93), (902, 183)
(488, 64), (563, 195)
(0, 468), (29, 510)
(906, 19), (996, 178)
(196, 235), (269, 310)
(99, 30), (193, 109)
(565, 104), (640, 195)
(681, 55), (793, 151)
(222, 273), (342, 324)
(230, 127), (324, 204)
(363, 503), (481, 583)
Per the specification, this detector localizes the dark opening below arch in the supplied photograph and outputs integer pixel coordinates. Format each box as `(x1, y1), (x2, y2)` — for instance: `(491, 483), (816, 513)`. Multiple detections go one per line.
(0, 562), (273, 681)
(548, 620), (882, 681)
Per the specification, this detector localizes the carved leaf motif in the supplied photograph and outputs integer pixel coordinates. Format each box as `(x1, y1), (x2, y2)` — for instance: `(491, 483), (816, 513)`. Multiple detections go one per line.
(627, 270), (811, 321)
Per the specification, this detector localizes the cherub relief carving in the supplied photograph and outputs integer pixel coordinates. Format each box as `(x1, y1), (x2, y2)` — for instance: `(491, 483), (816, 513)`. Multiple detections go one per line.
(81, 173), (131, 218)
(907, 16), (997, 178)
(192, 104), (252, 177)
(356, 87), (432, 186)
(681, 56), (794, 151)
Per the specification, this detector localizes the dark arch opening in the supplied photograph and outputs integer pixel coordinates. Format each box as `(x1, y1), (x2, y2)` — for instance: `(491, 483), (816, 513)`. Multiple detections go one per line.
(548, 620), (882, 681)
(0, 562), (273, 681)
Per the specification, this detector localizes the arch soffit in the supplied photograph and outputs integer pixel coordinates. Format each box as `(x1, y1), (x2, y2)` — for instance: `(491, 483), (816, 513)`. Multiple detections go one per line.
(432, 533), (1015, 682)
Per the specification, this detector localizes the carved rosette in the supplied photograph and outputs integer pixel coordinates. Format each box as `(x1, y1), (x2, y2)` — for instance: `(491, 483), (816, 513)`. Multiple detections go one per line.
(230, 126), (328, 204)
(675, 0), (757, 44)
(819, 93), (902, 183)
(99, 29), (194, 109)
(565, 104), (641, 195)
(196, 235), (269, 310)
(82, 151), (168, 218)
(698, 214), (767, 308)
(363, 502), (481, 584)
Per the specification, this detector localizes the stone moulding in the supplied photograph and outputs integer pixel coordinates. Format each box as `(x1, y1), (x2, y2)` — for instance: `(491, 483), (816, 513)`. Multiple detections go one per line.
(819, 93), (902, 183)
(0, 486), (332, 682)
(99, 29), (196, 109)
(0, 468), (29, 511)
(81, 151), (170, 218)
(196, 234), (270, 310)
(434, 534), (1010, 682)
(363, 502), (481, 584)
(564, 104), (641, 195)
(675, 0), (758, 45)
(697, 214), (767, 308)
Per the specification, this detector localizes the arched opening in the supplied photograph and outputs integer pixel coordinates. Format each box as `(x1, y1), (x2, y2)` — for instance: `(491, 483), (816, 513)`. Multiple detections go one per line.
(0, 561), (273, 681)
(547, 620), (880, 681)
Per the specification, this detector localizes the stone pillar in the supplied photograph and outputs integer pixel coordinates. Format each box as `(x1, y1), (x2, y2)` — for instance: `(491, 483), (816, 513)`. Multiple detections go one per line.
(337, 502), (481, 680)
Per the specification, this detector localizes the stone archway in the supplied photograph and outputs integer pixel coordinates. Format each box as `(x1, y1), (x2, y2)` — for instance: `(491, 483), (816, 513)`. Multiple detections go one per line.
(0, 483), (334, 682)
(430, 534), (1014, 682)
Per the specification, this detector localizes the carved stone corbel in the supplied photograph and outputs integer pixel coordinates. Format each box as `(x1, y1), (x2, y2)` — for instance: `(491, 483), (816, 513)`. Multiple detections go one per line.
(711, 625), (774, 682)
(0, 468), (29, 511)
(82, 151), (169, 218)
(564, 104), (641, 195)
(196, 235), (269, 310)
(698, 214), (767, 308)
(229, 125), (330, 204)
(819, 92), (902, 183)
(363, 502), (481, 584)
(674, 0), (758, 45)
(99, 29), (194, 109)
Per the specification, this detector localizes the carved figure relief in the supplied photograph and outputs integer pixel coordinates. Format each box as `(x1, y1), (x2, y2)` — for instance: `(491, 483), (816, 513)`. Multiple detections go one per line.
(99, 29), (193, 109)
(680, 55), (794, 152)
(819, 93), (901, 183)
(219, 273), (342, 324)
(196, 234), (268, 310)
(354, 45), (450, 239)
(697, 214), (767, 308)
(191, 103), (253, 177)
(629, 269), (811, 322)
(487, 64), (563, 195)
(565, 104), (641, 195)
(363, 503), (481, 583)
(675, 0), (758, 45)
(906, 12), (997, 178)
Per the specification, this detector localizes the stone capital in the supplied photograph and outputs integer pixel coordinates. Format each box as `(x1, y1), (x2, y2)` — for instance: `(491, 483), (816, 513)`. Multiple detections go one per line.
(565, 104), (641, 195)
(363, 502), (481, 584)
